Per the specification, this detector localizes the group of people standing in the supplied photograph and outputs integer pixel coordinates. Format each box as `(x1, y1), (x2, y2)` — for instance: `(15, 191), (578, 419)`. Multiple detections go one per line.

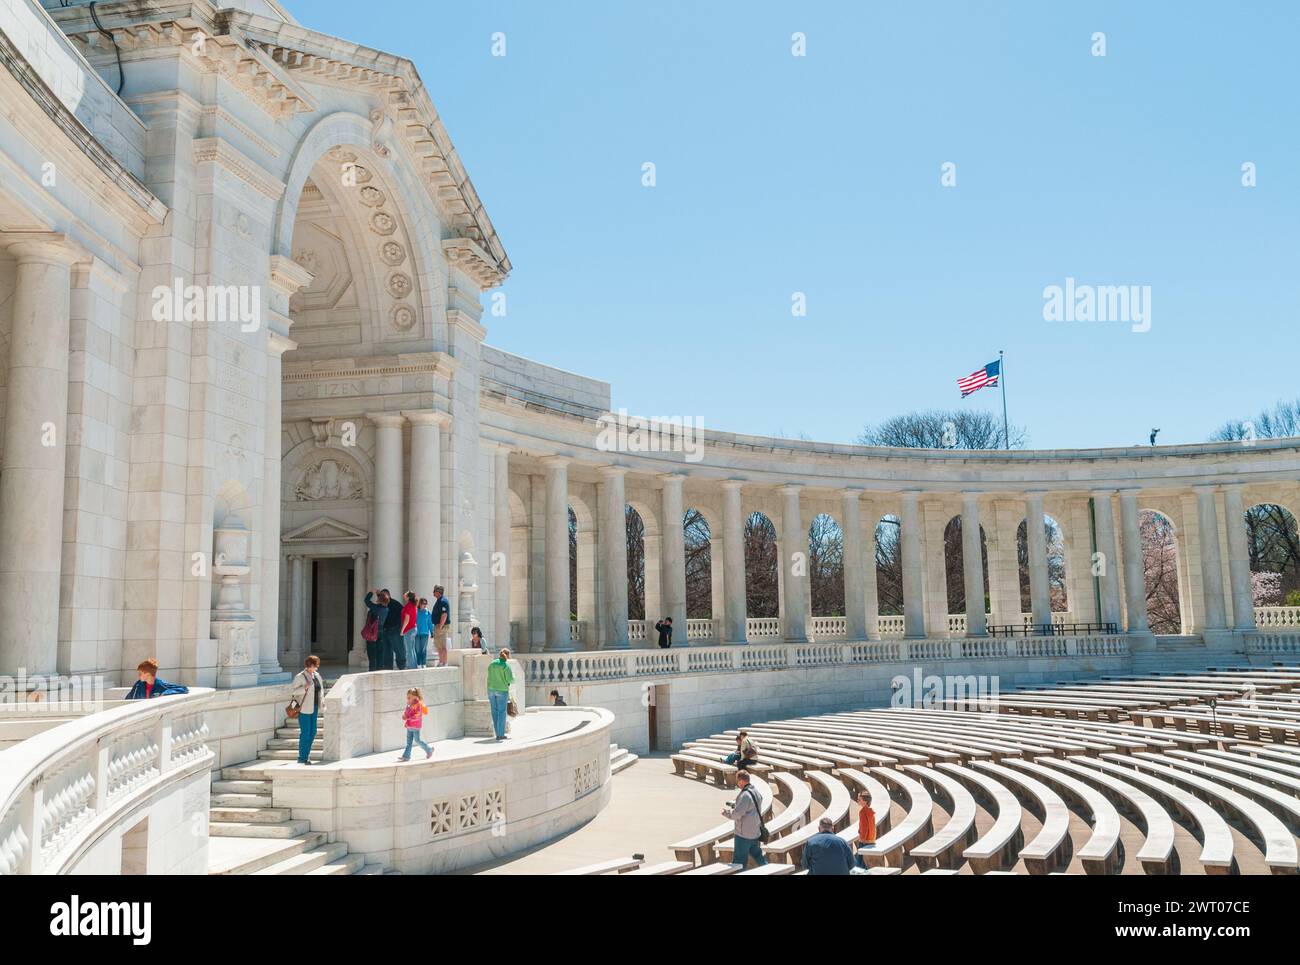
(362, 585), (453, 671)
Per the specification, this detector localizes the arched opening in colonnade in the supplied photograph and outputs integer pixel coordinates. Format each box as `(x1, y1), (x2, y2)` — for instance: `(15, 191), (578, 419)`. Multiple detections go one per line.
(1016, 516), (1068, 615)
(875, 514), (902, 619)
(684, 508), (713, 619)
(744, 512), (779, 619)
(942, 516), (989, 617)
(626, 505), (646, 621)
(1140, 509), (1182, 634)
(808, 513), (845, 617)
(1244, 502), (1300, 613)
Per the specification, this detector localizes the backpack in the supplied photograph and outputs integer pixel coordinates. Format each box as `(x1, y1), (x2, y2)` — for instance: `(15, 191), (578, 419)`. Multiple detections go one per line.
(362, 611), (379, 643)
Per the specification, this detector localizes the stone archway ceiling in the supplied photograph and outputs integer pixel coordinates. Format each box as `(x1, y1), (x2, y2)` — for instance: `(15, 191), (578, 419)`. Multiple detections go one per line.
(49, 4), (511, 285)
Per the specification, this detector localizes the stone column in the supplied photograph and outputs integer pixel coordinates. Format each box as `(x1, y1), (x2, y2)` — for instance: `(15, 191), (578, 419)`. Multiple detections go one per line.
(1118, 489), (1152, 637)
(1195, 486), (1228, 632)
(841, 489), (868, 641)
(1222, 484), (1255, 630)
(900, 491), (926, 638)
(406, 411), (446, 599)
(0, 233), (79, 676)
(1091, 491), (1123, 630)
(778, 485), (809, 643)
(1024, 492), (1052, 629)
(542, 456), (572, 651)
(598, 466), (630, 649)
(350, 552), (368, 667)
(961, 493), (987, 637)
(368, 413), (406, 595)
(660, 473), (688, 644)
(494, 447), (513, 647)
(258, 332), (295, 682)
(721, 481), (748, 644)
(861, 498), (881, 639)
(287, 554), (305, 664)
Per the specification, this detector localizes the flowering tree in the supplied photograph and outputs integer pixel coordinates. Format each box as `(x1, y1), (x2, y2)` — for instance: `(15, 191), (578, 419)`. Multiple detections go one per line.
(1252, 571), (1283, 608)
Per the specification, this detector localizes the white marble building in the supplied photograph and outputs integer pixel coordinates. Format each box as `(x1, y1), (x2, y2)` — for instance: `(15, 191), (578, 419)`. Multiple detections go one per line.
(1, 0), (1298, 694)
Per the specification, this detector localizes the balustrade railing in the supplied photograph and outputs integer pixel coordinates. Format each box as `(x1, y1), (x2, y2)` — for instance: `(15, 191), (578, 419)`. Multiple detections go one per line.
(1255, 606), (1300, 629)
(1245, 631), (1300, 655)
(686, 618), (716, 641)
(877, 615), (906, 637)
(516, 634), (1129, 685)
(0, 689), (213, 874)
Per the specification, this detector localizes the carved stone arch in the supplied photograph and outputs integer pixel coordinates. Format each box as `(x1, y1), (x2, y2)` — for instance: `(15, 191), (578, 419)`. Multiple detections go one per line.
(275, 111), (443, 347)
(282, 436), (373, 505)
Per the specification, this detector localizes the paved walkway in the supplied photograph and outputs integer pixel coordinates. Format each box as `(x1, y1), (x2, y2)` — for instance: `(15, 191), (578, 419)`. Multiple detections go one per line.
(463, 753), (744, 874)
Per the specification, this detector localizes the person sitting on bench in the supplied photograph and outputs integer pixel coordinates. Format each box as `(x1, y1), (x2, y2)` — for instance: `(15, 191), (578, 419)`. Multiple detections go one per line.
(724, 729), (759, 767)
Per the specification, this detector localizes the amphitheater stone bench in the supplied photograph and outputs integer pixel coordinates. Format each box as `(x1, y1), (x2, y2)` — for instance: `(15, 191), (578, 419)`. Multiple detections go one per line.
(1072, 756), (1234, 874)
(1005, 757), (1122, 875)
(1042, 756), (1175, 875)
(557, 856), (645, 875)
(623, 860), (694, 875)
(903, 765), (978, 871)
(1137, 752), (1300, 844)
(737, 863), (797, 875)
(678, 863), (739, 875)
(972, 759), (1071, 874)
(936, 762), (1023, 874)
(714, 772), (812, 864)
(672, 754), (738, 787)
(762, 771), (852, 865)
(857, 767), (933, 869)
(1113, 752), (1299, 874)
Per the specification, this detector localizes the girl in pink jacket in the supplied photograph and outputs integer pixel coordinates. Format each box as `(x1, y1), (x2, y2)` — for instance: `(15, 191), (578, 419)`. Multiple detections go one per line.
(399, 687), (435, 761)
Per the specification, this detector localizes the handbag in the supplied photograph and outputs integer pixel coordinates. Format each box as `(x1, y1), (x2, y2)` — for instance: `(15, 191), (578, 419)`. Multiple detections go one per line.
(507, 699), (519, 718)
(285, 695), (302, 719)
(362, 611), (379, 643)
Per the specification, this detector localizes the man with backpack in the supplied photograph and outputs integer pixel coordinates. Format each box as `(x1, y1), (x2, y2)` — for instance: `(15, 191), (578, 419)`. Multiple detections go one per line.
(724, 769), (767, 869)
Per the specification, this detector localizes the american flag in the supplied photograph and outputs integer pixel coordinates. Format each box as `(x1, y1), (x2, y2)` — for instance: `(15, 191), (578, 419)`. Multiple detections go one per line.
(957, 359), (1001, 398)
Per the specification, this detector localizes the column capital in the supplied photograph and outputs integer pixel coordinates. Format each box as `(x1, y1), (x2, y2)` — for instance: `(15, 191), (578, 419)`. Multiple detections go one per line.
(776, 484), (803, 497)
(839, 486), (865, 500)
(540, 454), (571, 470)
(899, 489), (921, 504)
(1090, 487), (1118, 499)
(351, 551), (368, 561)
(365, 411), (407, 429)
(1116, 487), (1143, 499)
(404, 409), (452, 428)
(720, 479), (745, 494)
(1192, 483), (1221, 495)
(597, 464), (628, 479)
(659, 471), (686, 488)
(1, 231), (85, 267)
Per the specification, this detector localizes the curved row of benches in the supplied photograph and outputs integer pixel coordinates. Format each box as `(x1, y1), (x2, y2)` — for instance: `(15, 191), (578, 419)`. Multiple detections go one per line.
(565, 665), (1300, 875)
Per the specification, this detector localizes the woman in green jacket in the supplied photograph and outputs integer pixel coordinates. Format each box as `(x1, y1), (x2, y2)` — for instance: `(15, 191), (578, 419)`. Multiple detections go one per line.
(487, 648), (514, 740)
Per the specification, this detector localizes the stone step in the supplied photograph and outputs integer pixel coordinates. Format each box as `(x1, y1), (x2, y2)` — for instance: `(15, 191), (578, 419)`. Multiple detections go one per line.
(610, 746), (628, 763)
(611, 751), (639, 775)
(257, 749), (323, 761)
(212, 779), (272, 796)
(266, 737), (324, 751)
(282, 718), (328, 729)
(208, 831), (328, 875)
(212, 792), (278, 808)
(354, 863), (390, 875)
(275, 725), (328, 739)
(210, 818), (311, 839)
(210, 806), (293, 824)
(253, 842), (349, 875)
(306, 852), (368, 875)
(221, 763), (291, 781)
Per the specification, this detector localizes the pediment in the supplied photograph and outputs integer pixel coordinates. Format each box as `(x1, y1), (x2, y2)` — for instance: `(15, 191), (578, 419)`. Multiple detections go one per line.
(282, 517), (368, 543)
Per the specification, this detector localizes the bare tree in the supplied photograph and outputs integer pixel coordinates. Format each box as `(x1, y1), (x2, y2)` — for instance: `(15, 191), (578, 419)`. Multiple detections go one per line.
(808, 513), (845, 617)
(684, 508), (712, 618)
(1141, 510), (1181, 634)
(858, 409), (1027, 450)
(744, 512), (779, 618)
(625, 506), (644, 620)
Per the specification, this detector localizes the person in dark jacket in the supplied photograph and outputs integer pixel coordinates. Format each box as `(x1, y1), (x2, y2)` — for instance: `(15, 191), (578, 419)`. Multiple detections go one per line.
(125, 658), (189, 699)
(802, 817), (854, 875)
(549, 689), (567, 707)
(363, 589), (405, 670)
(654, 616), (673, 648)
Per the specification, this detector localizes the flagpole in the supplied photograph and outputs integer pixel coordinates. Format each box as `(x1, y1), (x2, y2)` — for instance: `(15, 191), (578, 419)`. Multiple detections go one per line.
(999, 349), (1009, 450)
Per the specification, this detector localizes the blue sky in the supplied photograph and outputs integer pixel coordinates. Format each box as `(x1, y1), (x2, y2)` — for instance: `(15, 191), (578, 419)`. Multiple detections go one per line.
(302, 1), (1299, 449)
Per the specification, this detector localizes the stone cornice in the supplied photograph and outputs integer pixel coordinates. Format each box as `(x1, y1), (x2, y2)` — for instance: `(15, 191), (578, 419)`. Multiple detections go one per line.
(0, 24), (165, 224)
(442, 238), (506, 290)
(223, 12), (511, 280)
(192, 137), (286, 200)
(283, 352), (459, 383)
(267, 254), (315, 296)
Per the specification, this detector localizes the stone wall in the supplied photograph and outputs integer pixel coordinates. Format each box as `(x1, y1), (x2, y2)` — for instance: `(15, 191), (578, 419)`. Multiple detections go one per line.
(323, 666), (463, 761)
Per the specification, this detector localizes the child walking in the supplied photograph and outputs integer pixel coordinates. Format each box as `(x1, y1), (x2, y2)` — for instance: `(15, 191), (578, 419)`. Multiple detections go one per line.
(399, 687), (435, 761)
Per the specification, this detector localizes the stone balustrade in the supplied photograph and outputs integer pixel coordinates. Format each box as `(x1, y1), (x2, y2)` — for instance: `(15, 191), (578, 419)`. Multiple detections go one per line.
(516, 634), (1130, 685)
(1245, 631), (1300, 655)
(1255, 606), (1300, 629)
(0, 690), (214, 874)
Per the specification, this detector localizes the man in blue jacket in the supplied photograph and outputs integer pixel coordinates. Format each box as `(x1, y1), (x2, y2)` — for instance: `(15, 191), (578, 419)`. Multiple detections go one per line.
(802, 817), (854, 875)
(125, 658), (189, 699)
